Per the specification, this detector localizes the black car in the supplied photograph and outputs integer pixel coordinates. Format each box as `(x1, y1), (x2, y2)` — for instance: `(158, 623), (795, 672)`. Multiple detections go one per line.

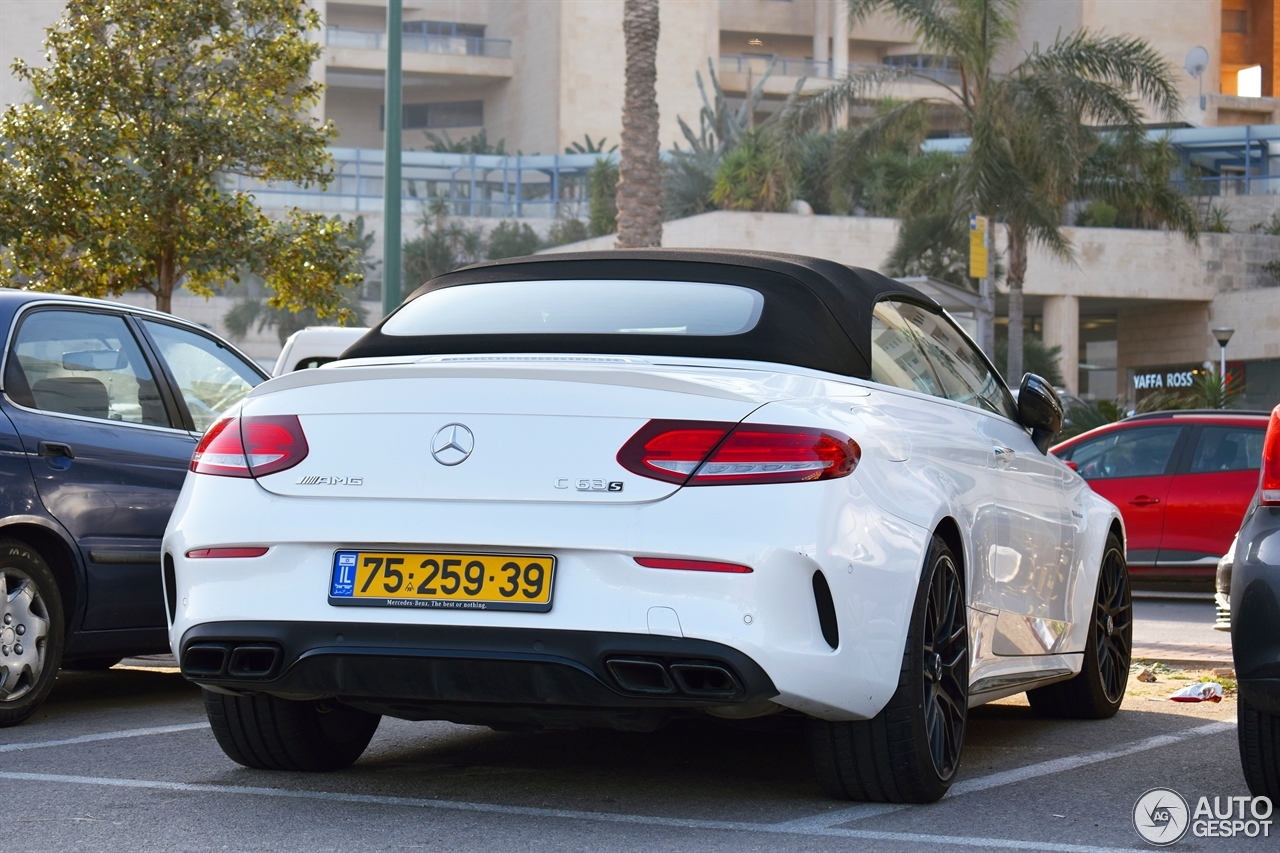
(0, 290), (267, 726)
(1232, 403), (1280, 798)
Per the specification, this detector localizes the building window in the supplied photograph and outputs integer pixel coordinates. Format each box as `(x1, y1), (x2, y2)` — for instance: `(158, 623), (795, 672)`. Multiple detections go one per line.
(404, 21), (486, 39)
(385, 100), (484, 131)
(1223, 9), (1248, 34)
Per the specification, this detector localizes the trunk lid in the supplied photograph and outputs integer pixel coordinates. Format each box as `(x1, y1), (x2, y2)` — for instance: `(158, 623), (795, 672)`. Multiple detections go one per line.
(242, 360), (804, 503)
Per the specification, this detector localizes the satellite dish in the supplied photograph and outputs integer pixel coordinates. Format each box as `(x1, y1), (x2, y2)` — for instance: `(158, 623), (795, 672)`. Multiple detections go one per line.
(1185, 46), (1209, 78)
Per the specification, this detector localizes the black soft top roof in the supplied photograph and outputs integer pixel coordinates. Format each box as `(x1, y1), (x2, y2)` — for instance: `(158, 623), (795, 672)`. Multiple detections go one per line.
(345, 249), (940, 378)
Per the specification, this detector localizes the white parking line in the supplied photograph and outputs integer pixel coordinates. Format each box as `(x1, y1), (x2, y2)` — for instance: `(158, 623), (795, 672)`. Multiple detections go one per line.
(948, 720), (1236, 797)
(0, 722), (208, 754)
(0, 770), (1148, 852)
(775, 719), (1237, 831)
(0, 718), (1236, 851)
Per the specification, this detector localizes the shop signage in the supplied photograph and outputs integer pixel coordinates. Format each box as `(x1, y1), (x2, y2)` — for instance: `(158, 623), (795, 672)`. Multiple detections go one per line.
(1133, 370), (1197, 390)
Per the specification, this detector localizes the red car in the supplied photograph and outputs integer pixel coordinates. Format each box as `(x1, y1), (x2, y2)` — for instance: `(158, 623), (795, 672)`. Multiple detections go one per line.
(1051, 410), (1271, 585)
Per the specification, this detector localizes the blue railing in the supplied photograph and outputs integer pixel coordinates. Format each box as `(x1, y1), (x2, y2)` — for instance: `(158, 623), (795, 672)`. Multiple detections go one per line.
(326, 27), (512, 59)
(230, 149), (618, 219)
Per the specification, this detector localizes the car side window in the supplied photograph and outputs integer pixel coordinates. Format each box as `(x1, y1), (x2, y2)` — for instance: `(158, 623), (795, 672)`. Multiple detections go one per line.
(869, 301), (943, 396)
(1188, 426), (1265, 473)
(141, 320), (263, 432)
(891, 301), (1018, 421)
(5, 309), (169, 427)
(1067, 426), (1182, 479)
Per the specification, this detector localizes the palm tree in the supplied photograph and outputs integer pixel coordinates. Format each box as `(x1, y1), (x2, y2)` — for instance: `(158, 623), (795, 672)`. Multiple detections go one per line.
(616, 0), (662, 248)
(785, 0), (1196, 380)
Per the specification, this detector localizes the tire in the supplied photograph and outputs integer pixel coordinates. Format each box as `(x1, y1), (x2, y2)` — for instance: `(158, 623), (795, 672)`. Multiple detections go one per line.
(0, 539), (66, 728)
(807, 534), (968, 803)
(203, 689), (381, 771)
(63, 656), (122, 671)
(1238, 691), (1280, 799)
(1027, 532), (1130, 719)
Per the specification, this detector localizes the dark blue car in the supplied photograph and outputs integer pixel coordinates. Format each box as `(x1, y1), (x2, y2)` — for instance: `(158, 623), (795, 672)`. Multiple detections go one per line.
(0, 290), (266, 725)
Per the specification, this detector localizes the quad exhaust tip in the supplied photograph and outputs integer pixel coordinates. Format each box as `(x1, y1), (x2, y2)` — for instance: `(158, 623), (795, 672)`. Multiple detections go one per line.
(605, 657), (742, 699)
(183, 642), (282, 679)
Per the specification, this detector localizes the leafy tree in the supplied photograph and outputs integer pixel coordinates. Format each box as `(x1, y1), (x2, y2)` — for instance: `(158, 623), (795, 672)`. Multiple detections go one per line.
(565, 135), (617, 154)
(616, 0), (663, 247)
(486, 221), (542, 259)
(666, 58), (803, 220)
(403, 197), (484, 288)
(545, 218), (590, 247)
(0, 0), (365, 318)
(223, 215), (374, 345)
(588, 159), (620, 237)
(711, 131), (793, 212)
(786, 0), (1196, 382)
(994, 333), (1063, 386)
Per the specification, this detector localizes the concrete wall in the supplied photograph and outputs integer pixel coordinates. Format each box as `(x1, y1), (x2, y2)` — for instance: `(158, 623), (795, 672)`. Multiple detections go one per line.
(0, 0), (68, 109)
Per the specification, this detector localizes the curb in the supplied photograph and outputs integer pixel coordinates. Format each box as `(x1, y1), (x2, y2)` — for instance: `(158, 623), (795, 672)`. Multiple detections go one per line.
(1132, 643), (1233, 670)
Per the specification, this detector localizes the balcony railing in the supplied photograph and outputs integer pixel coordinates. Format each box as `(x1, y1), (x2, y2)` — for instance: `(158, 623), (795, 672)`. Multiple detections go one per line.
(326, 27), (512, 59)
(229, 149), (619, 219)
(719, 54), (961, 85)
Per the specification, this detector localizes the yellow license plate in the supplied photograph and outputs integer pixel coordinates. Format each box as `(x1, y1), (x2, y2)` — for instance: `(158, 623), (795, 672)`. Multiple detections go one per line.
(329, 550), (555, 612)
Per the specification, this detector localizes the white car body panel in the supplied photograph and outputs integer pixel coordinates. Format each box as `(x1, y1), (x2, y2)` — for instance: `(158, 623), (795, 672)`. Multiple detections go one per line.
(165, 355), (1122, 721)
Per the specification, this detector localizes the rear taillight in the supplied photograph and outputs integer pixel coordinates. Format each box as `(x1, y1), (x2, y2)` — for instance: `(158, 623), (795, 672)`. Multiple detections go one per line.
(191, 416), (309, 478)
(617, 419), (860, 486)
(1262, 405), (1280, 505)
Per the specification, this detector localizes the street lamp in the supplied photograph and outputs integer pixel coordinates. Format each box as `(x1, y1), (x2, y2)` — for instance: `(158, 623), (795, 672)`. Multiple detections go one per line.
(1212, 327), (1234, 392)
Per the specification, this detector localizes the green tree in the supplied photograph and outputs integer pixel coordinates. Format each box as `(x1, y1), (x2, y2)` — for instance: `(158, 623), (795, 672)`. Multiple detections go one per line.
(565, 135), (617, 154)
(223, 216), (374, 345)
(546, 218), (590, 247)
(588, 159), (620, 237)
(403, 197), (485, 288)
(616, 0), (663, 247)
(786, 0), (1196, 382)
(425, 129), (507, 155)
(0, 0), (365, 318)
(486, 221), (542, 259)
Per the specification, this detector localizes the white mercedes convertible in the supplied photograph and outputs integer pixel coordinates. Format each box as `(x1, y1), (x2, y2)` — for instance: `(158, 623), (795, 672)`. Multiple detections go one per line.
(163, 250), (1129, 802)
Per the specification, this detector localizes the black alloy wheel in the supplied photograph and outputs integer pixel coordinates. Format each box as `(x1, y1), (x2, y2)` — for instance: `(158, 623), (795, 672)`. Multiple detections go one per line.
(923, 548), (968, 780)
(1094, 544), (1132, 705)
(1027, 532), (1130, 719)
(808, 534), (968, 802)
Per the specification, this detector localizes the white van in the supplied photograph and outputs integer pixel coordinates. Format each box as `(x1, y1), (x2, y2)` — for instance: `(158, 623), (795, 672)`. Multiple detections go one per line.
(272, 326), (370, 377)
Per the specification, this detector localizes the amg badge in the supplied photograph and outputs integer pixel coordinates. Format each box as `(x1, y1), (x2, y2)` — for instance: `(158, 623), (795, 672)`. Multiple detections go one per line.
(296, 476), (364, 486)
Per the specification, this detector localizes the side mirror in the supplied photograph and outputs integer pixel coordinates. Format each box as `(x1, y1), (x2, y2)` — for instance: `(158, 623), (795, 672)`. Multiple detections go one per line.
(1018, 373), (1063, 454)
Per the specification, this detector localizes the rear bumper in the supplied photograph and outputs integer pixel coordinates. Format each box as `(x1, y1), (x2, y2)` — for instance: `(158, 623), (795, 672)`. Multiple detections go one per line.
(179, 621), (778, 731)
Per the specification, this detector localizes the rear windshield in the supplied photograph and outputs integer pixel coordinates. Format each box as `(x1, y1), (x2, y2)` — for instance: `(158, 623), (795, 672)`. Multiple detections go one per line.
(380, 279), (765, 337)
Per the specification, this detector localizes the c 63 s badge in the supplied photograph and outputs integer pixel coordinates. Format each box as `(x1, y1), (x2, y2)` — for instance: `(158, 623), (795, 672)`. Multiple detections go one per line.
(555, 478), (623, 492)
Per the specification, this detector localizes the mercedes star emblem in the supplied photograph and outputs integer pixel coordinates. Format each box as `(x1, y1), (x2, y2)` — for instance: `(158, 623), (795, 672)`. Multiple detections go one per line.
(431, 423), (475, 466)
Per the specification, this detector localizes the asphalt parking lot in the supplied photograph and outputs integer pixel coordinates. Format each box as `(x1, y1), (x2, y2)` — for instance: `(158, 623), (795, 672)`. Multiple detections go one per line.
(0, 599), (1265, 853)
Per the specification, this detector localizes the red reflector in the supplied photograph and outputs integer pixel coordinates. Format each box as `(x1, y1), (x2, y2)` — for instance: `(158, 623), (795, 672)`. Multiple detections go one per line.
(186, 547), (270, 559)
(190, 415), (309, 478)
(1262, 405), (1280, 505)
(635, 557), (753, 574)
